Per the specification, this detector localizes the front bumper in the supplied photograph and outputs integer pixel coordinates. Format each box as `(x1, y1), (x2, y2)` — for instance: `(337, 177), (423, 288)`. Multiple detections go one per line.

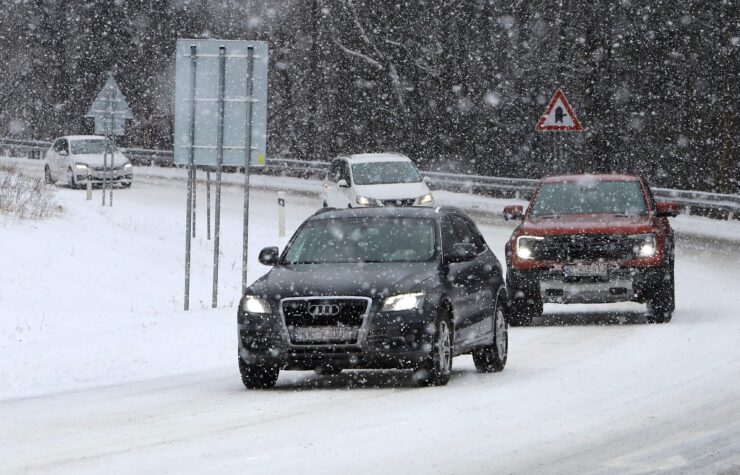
(508, 266), (665, 304)
(237, 307), (435, 370)
(76, 168), (133, 185)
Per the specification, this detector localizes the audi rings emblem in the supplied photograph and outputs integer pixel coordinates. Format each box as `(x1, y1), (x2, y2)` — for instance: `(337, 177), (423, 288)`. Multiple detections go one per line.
(308, 304), (340, 316)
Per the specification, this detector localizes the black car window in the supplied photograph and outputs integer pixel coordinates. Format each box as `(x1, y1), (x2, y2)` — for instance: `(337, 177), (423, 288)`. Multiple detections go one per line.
(454, 215), (486, 254)
(53, 139), (67, 153)
(338, 161), (350, 183)
(441, 215), (465, 256)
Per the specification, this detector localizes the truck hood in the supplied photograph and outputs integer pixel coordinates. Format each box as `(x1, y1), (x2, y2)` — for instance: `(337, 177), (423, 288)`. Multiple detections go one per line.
(521, 213), (655, 235)
(249, 262), (437, 300)
(352, 182), (431, 200)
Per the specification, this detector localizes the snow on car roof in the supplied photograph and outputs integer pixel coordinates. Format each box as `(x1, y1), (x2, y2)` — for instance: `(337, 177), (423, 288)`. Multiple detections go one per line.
(542, 174), (640, 183)
(62, 135), (107, 141)
(343, 153), (411, 164)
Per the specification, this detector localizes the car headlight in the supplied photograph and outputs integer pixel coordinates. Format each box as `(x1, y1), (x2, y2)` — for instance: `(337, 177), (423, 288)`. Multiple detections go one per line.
(75, 163), (89, 169)
(356, 196), (375, 206)
(418, 193), (434, 205)
(630, 233), (656, 257)
(515, 235), (544, 260)
(123, 162), (133, 168)
(242, 295), (271, 314)
(381, 292), (424, 312)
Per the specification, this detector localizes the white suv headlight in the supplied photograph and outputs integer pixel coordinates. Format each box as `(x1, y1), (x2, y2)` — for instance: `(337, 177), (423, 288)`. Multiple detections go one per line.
(75, 163), (89, 169)
(515, 235), (544, 260)
(418, 193), (434, 206)
(123, 162), (133, 168)
(356, 196), (376, 206)
(381, 292), (424, 312)
(630, 233), (656, 257)
(242, 295), (271, 314)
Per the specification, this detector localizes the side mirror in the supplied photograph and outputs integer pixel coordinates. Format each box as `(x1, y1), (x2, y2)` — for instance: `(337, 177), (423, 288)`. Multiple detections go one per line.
(337, 179), (350, 188)
(423, 176), (432, 185)
(503, 205), (524, 220)
(656, 201), (680, 218)
(446, 242), (477, 263)
(258, 246), (280, 266)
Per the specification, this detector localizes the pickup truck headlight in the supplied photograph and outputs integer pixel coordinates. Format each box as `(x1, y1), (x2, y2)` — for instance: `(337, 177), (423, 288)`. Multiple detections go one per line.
(630, 233), (656, 257)
(381, 292), (424, 312)
(515, 235), (544, 260)
(242, 295), (271, 314)
(418, 193), (434, 206)
(75, 163), (89, 169)
(356, 196), (376, 206)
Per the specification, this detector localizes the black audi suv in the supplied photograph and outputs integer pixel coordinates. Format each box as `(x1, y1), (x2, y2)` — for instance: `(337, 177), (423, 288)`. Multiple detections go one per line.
(238, 206), (508, 389)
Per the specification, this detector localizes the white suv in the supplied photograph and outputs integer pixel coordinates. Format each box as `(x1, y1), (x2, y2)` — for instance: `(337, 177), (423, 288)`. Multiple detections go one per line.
(44, 135), (133, 188)
(321, 153), (434, 208)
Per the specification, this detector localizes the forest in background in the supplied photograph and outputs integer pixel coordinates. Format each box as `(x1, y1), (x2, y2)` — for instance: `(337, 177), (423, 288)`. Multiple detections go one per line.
(0, 0), (737, 191)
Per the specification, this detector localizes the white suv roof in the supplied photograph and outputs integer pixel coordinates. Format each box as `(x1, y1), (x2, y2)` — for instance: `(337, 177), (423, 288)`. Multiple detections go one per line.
(340, 153), (410, 164)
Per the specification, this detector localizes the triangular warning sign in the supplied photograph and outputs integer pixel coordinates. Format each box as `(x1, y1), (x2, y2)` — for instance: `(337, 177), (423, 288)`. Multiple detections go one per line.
(85, 73), (134, 120)
(535, 89), (582, 131)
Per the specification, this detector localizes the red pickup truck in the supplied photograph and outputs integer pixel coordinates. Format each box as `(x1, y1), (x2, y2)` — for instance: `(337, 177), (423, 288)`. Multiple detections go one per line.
(503, 174), (680, 325)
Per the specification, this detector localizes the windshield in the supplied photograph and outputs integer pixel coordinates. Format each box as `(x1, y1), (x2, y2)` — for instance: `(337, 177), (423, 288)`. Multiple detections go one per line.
(351, 161), (422, 186)
(70, 139), (118, 155)
(282, 217), (437, 264)
(531, 180), (648, 217)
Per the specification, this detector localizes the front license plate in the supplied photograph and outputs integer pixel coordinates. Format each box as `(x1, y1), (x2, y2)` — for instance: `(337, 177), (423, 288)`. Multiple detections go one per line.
(563, 263), (608, 279)
(291, 326), (356, 342)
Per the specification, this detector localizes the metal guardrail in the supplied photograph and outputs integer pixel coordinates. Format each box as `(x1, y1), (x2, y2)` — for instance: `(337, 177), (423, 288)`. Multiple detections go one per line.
(1, 136), (737, 221)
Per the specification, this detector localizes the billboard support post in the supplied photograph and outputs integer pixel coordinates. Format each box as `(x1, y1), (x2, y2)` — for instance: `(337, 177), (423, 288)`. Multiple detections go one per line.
(212, 45), (227, 309)
(184, 44), (197, 311)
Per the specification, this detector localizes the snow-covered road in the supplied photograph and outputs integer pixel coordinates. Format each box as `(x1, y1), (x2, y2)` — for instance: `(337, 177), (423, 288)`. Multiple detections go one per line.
(2, 161), (740, 474)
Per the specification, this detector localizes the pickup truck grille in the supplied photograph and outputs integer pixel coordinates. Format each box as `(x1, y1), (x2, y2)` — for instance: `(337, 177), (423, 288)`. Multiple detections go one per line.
(536, 234), (637, 261)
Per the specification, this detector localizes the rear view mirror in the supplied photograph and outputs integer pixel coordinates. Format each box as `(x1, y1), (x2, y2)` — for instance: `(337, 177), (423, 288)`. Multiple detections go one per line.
(656, 201), (680, 218)
(337, 179), (349, 188)
(503, 205), (524, 220)
(258, 246), (280, 266)
(446, 242), (477, 263)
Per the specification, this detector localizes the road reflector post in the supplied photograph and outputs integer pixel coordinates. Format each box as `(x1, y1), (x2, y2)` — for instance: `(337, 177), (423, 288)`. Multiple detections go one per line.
(86, 177), (92, 200)
(278, 191), (286, 237)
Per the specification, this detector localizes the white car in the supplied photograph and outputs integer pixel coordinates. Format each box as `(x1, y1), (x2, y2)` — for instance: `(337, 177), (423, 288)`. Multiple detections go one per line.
(321, 153), (434, 208)
(44, 135), (133, 188)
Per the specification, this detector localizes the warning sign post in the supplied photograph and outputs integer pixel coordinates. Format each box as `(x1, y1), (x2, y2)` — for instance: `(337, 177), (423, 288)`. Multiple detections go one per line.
(536, 88), (582, 165)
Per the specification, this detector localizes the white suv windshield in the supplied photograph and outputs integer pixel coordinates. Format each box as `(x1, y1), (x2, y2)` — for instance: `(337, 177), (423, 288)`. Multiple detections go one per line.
(283, 217), (436, 264)
(351, 162), (422, 185)
(531, 181), (648, 217)
(70, 139), (118, 155)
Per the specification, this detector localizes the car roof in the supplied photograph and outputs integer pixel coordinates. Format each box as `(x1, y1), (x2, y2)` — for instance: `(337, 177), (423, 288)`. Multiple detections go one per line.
(338, 153), (411, 164)
(58, 135), (107, 141)
(309, 206), (464, 221)
(541, 174), (640, 184)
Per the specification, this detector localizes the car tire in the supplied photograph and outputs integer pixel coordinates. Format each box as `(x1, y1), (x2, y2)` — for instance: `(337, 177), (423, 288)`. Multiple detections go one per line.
(473, 298), (508, 372)
(44, 165), (55, 184)
(66, 168), (77, 189)
(414, 309), (453, 387)
(507, 294), (542, 327)
(239, 357), (279, 389)
(647, 266), (675, 324)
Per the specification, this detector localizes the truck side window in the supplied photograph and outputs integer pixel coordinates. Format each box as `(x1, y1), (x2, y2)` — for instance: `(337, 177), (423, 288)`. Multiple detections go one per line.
(328, 160), (342, 183)
(338, 161), (350, 184)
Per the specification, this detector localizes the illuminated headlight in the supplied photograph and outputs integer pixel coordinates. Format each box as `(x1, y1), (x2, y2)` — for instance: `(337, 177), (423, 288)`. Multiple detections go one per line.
(123, 162), (133, 169)
(515, 235), (544, 260)
(242, 295), (271, 314)
(381, 292), (424, 312)
(630, 234), (656, 257)
(356, 196), (376, 206)
(418, 193), (434, 206)
(75, 163), (89, 169)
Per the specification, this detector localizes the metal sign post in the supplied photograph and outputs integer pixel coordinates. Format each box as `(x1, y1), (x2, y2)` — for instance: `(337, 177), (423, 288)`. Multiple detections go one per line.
(86, 72), (133, 208)
(184, 45), (197, 311)
(174, 39), (268, 311)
